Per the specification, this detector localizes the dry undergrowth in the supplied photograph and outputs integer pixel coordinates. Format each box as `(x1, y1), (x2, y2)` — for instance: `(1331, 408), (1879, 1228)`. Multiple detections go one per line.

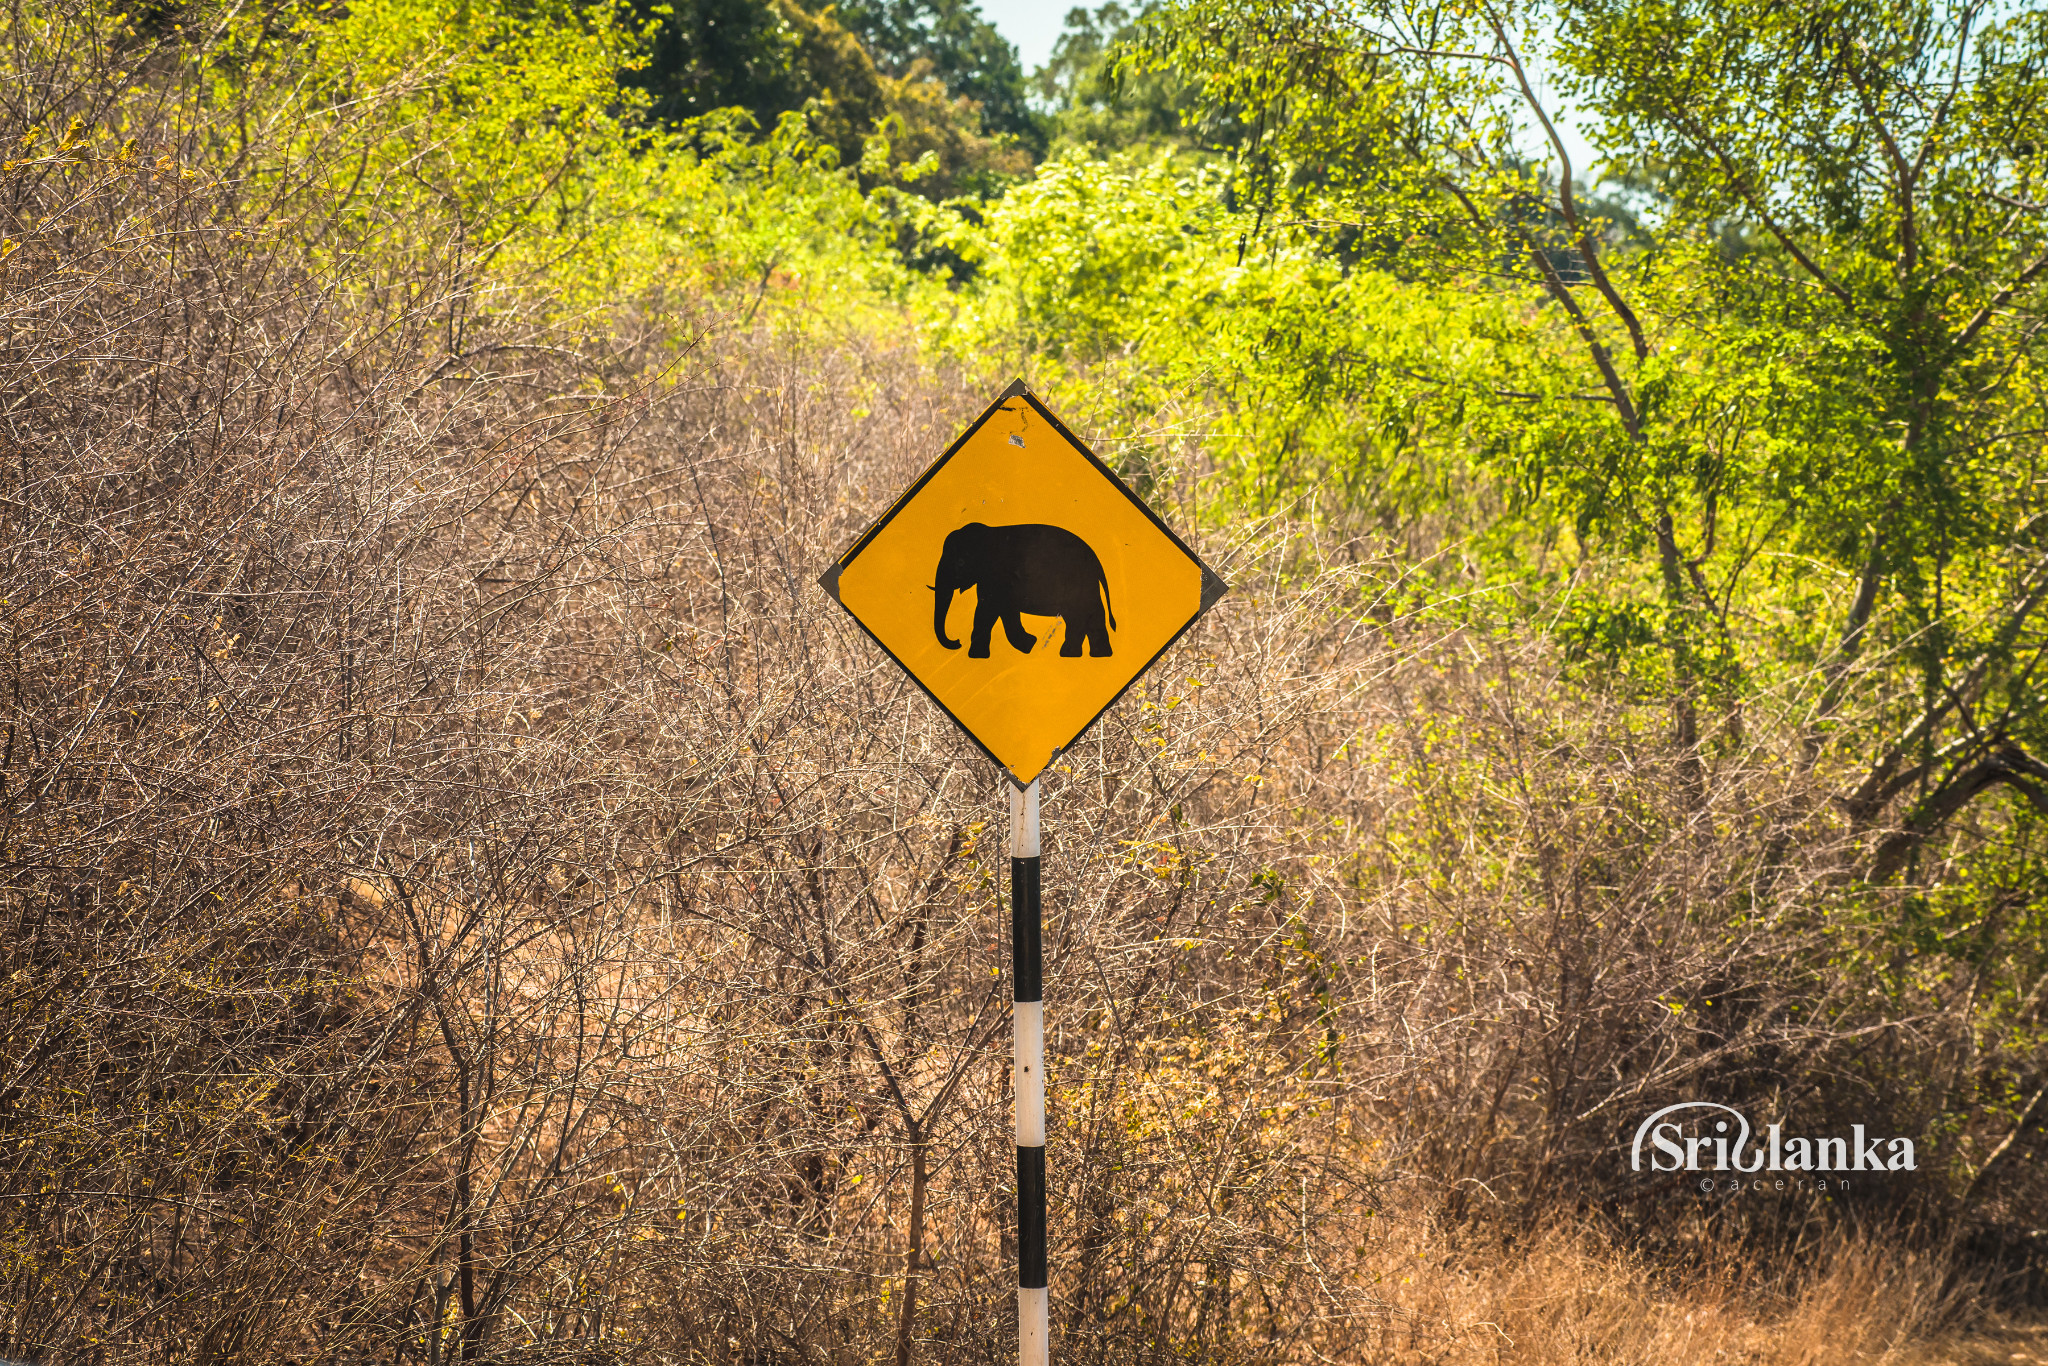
(1333, 1215), (2036, 1366)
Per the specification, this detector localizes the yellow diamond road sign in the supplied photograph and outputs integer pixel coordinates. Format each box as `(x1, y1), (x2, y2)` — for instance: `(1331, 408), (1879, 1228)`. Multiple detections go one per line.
(820, 380), (1228, 786)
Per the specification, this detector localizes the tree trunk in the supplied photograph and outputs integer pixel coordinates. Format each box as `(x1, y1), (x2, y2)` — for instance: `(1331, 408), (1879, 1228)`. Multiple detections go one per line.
(895, 1132), (927, 1366)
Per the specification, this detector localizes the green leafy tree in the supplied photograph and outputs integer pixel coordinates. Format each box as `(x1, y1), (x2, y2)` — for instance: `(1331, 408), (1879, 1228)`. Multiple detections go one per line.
(1036, 2), (1199, 151)
(1136, 0), (2048, 874)
(1556, 0), (2048, 875)
(616, 0), (1030, 197)
(836, 0), (1044, 148)
(621, 0), (893, 162)
(623, 0), (812, 125)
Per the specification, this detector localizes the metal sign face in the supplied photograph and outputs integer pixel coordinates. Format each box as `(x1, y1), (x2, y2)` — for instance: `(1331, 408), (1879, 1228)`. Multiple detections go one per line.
(820, 380), (1228, 786)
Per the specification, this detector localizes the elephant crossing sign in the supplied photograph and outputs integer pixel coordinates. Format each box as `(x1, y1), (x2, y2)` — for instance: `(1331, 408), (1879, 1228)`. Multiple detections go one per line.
(819, 379), (1228, 786)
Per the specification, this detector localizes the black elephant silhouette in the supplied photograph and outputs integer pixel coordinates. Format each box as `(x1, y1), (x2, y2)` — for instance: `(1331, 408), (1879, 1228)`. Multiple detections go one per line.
(933, 522), (1116, 658)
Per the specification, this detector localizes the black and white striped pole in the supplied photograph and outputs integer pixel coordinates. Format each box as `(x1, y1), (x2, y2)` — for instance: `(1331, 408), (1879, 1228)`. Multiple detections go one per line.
(1010, 777), (1047, 1366)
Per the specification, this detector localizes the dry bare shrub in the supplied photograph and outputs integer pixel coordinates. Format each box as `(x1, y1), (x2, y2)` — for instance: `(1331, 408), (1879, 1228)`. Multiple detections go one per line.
(0, 82), (1386, 1353)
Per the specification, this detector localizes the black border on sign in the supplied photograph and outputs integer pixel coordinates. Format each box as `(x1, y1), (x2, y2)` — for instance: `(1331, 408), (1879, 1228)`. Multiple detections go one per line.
(817, 378), (1230, 789)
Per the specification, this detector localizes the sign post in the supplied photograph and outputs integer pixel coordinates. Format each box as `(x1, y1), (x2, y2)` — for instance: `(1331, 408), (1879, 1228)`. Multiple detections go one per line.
(1011, 778), (1045, 1366)
(820, 379), (1226, 1365)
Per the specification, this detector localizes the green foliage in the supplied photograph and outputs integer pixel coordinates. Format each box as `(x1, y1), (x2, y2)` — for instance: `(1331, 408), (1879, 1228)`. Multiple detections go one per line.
(617, 0), (1039, 190)
(621, 0), (823, 126)
(837, 0), (1042, 148)
(996, 0), (2048, 873)
(80, 0), (939, 324)
(949, 148), (1543, 542)
(1036, 3), (1197, 152)
(1544, 1), (2048, 752)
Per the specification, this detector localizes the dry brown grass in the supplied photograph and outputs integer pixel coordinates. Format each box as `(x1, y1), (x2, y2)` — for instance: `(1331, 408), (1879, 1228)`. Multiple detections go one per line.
(1317, 1212), (2035, 1366)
